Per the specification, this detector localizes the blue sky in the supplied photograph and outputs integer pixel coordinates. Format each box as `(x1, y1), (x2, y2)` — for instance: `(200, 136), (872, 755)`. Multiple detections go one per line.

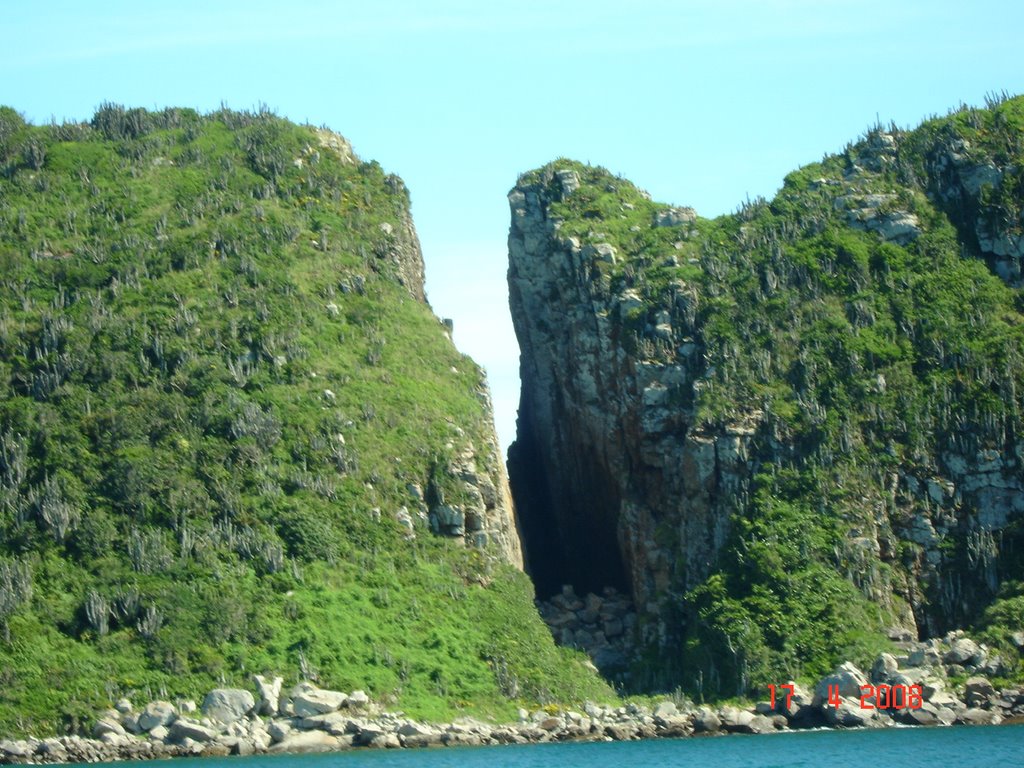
(3, 0), (1023, 449)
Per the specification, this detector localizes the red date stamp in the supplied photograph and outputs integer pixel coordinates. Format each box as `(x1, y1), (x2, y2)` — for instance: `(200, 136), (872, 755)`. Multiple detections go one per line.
(769, 683), (923, 710)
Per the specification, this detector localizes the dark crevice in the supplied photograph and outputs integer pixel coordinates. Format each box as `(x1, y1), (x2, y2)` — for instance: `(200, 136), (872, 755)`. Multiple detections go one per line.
(507, 397), (628, 600)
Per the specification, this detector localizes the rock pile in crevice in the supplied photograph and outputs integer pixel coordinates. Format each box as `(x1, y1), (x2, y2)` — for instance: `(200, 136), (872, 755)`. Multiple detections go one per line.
(536, 585), (636, 673)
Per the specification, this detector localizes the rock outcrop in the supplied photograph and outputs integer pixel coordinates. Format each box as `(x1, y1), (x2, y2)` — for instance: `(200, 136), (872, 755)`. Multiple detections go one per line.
(508, 165), (763, 628)
(507, 96), (1024, 692)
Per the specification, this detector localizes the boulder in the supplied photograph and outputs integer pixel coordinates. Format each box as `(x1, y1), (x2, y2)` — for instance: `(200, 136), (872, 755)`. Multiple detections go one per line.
(774, 681), (814, 720)
(815, 662), (869, 701)
(298, 711), (349, 735)
(397, 721), (435, 739)
(653, 207), (697, 228)
(201, 688), (255, 724)
(896, 702), (940, 726)
(0, 741), (32, 758)
(93, 719), (126, 738)
(741, 714), (774, 734)
(538, 716), (562, 731)
(254, 675), (283, 716)
(943, 638), (982, 665)
(267, 720), (292, 744)
(228, 737), (256, 756)
(653, 701), (679, 722)
(138, 701), (177, 732)
(718, 706), (754, 732)
(957, 708), (1000, 726)
(603, 723), (636, 740)
(121, 712), (142, 734)
(170, 719), (218, 743)
(908, 647), (942, 667)
(871, 653), (899, 683)
(693, 707), (721, 733)
(268, 730), (342, 753)
(148, 725), (170, 742)
(824, 697), (874, 727)
(964, 676), (995, 707)
(291, 682), (347, 716)
(345, 689), (370, 708)
(656, 715), (693, 737)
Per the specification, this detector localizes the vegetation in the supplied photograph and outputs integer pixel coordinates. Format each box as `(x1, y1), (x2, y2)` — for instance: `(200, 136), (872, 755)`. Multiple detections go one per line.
(522, 94), (1024, 697)
(0, 103), (613, 735)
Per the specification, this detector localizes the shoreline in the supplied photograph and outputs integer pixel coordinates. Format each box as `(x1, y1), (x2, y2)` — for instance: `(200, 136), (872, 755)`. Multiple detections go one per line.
(1, 688), (1021, 765)
(4, 631), (1023, 765)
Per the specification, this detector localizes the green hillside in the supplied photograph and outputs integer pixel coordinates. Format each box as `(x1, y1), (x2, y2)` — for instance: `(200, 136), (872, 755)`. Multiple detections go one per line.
(0, 104), (611, 735)
(508, 94), (1024, 697)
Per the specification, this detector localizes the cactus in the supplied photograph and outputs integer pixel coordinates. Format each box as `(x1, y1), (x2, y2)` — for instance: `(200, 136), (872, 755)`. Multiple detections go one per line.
(84, 589), (110, 636)
(0, 559), (32, 642)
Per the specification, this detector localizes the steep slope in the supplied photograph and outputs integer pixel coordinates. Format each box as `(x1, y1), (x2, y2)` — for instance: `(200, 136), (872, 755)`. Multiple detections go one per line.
(508, 95), (1024, 694)
(0, 104), (609, 734)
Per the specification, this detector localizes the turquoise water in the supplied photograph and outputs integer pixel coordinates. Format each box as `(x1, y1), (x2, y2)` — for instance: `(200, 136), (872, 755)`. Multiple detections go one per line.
(99, 725), (1024, 768)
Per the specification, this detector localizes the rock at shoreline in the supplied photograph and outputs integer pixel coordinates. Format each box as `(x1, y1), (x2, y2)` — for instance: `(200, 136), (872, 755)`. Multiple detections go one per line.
(201, 689), (255, 724)
(815, 662), (869, 702)
(137, 701), (177, 732)
(254, 675), (284, 716)
(290, 682), (348, 716)
(268, 730), (343, 754)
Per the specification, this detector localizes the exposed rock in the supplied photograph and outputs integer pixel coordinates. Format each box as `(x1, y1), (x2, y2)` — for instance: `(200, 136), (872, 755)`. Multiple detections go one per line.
(290, 682), (348, 716)
(944, 638), (983, 666)
(603, 723), (637, 740)
(652, 701), (678, 721)
(254, 674), (283, 716)
(693, 707), (721, 733)
(268, 730), (342, 753)
(137, 701), (176, 732)
(836, 193), (921, 244)
(536, 585), (636, 673)
(201, 688), (255, 724)
(1, 740), (33, 758)
(653, 207), (697, 228)
(815, 662), (869, 701)
(346, 690), (371, 708)
(956, 708), (1001, 726)
(965, 676), (996, 707)
(871, 653), (899, 683)
(824, 697), (875, 728)
(896, 702), (941, 726)
(267, 720), (292, 743)
(298, 712), (350, 735)
(169, 719), (217, 743)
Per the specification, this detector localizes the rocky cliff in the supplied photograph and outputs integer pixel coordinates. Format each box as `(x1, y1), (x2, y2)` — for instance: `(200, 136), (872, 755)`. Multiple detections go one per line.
(508, 95), (1024, 693)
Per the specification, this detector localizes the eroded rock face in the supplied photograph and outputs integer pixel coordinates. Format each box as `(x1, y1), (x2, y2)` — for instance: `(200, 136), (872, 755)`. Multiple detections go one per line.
(422, 392), (523, 569)
(507, 170), (757, 634)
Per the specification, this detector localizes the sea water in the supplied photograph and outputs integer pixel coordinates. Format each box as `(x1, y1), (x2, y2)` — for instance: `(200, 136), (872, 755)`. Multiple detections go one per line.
(94, 724), (1024, 768)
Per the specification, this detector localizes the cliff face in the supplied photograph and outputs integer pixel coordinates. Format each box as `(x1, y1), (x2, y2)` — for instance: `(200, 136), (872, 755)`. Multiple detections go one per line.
(507, 171), (743, 607)
(508, 96), (1024, 692)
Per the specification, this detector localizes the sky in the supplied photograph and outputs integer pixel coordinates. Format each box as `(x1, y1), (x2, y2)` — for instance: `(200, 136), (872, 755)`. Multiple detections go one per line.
(2, 0), (1023, 450)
